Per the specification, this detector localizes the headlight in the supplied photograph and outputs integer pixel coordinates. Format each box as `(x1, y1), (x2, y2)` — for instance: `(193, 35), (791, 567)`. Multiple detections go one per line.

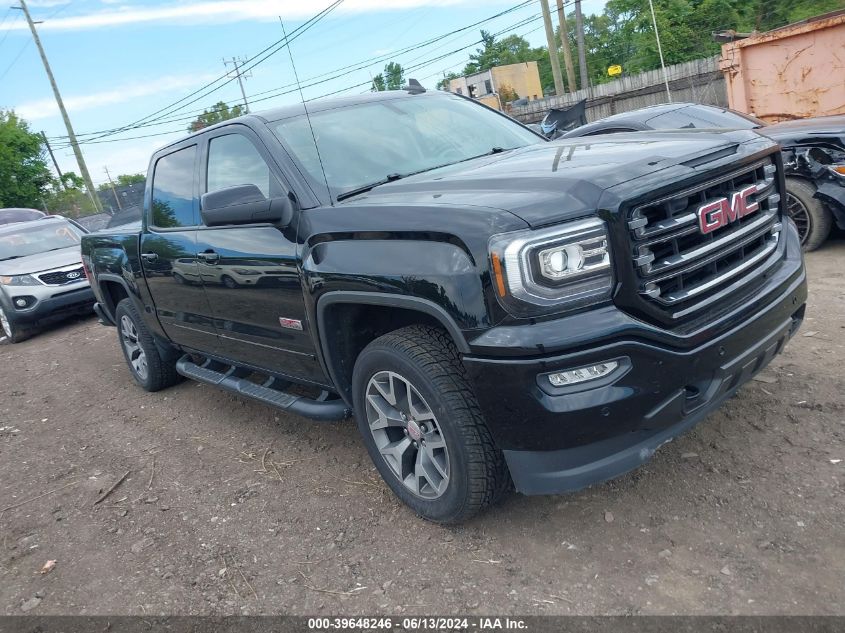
(489, 217), (613, 316)
(0, 274), (40, 286)
(828, 164), (845, 181)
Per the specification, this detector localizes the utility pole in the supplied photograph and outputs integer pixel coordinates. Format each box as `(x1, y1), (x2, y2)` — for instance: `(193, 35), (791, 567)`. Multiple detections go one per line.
(224, 57), (251, 113)
(539, 0), (564, 97)
(104, 166), (122, 211)
(14, 0), (100, 211)
(40, 131), (64, 189)
(574, 0), (589, 90)
(648, 0), (672, 102)
(555, 0), (577, 93)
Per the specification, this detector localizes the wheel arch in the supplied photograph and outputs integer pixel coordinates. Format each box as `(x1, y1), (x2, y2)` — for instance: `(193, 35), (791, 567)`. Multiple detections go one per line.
(316, 292), (470, 405)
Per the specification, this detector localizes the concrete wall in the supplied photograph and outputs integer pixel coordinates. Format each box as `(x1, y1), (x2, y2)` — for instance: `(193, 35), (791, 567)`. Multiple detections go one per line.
(491, 61), (543, 102)
(509, 56), (727, 124)
(720, 11), (845, 122)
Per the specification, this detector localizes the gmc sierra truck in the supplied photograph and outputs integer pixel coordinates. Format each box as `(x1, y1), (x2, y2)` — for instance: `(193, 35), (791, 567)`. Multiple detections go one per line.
(81, 87), (807, 523)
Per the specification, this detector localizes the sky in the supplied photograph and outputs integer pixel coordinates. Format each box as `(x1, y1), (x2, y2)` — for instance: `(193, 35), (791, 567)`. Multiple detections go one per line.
(0, 0), (606, 186)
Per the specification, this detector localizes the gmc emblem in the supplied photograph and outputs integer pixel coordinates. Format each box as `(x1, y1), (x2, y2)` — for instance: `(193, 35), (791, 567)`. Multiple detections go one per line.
(697, 184), (759, 234)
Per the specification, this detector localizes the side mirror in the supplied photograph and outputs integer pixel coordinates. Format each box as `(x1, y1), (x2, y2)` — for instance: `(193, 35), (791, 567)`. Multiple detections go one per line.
(200, 184), (293, 227)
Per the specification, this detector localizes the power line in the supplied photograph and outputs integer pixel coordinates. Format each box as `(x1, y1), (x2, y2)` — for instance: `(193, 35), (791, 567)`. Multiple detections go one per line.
(72, 0), (346, 146)
(0, 38), (30, 81)
(51, 0), (537, 142)
(53, 14), (547, 149)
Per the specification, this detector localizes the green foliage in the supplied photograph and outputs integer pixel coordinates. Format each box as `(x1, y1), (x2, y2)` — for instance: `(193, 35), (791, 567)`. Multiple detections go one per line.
(498, 84), (520, 103)
(97, 172), (145, 193)
(188, 101), (246, 132)
(372, 62), (405, 91)
(43, 172), (98, 218)
(446, 1), (842, 95)
(115, 173), (145, 187)
(0, 110), (52, 209)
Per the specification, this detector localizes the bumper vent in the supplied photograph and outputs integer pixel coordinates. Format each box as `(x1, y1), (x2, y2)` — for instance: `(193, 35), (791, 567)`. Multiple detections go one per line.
(628, 160), (783, 319)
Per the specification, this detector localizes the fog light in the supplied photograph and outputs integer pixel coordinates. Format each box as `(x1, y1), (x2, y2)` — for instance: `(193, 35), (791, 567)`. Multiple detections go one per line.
(15, 298), (28, 308)
(547, 361), (619, 387)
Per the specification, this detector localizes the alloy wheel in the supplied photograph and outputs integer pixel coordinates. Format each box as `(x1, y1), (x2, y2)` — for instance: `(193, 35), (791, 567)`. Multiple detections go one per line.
(0, 306), (11, 338)
(786, 191), (811, 246)
(120, 315), (148, 380)
(364, 370), (450, 499)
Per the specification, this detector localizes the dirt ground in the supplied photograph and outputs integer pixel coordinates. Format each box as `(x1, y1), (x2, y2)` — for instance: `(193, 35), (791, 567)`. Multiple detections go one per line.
(1, 239), (843, 617)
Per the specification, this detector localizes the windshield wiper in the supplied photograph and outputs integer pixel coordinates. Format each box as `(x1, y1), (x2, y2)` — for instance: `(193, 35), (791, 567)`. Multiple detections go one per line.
(336, 173), (403, 201)
(0, 255), (23, 261)
(334, 148), (515, 202)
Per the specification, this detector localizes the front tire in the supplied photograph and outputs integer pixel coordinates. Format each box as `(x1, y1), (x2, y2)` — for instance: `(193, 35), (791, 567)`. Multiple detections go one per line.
(0, 305), (34, 344)
(352, 325), (509, 524)
(785, 178), (833, 252)
(114, 298), (181, 392)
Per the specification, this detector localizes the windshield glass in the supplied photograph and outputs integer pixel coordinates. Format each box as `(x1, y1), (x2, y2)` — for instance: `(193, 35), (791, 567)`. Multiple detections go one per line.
(649, 106), (765, 130)
(0, 220), (83, 261)
(272, 94), (541, 200)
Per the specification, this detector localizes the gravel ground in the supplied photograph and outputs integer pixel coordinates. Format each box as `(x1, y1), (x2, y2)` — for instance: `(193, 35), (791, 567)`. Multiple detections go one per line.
(0, 239), (843, 616)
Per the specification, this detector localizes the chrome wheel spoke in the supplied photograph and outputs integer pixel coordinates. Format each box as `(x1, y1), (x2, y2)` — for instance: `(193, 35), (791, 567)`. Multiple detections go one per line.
(366, 394), (405, 430)
(120, 315), (148, 380)
(365, 370), (451, 500)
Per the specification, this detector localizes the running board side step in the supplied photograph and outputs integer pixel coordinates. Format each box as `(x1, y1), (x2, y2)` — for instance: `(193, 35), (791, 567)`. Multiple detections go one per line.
(175, 355), (351, 422)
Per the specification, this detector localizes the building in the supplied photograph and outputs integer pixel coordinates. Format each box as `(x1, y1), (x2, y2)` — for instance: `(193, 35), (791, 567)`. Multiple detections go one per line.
(448, 61), (543, 110)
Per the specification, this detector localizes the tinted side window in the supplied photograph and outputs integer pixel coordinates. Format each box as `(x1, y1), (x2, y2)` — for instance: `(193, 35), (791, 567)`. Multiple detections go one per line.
(207, 134), (283, 199)
(151, 146), (197, 228)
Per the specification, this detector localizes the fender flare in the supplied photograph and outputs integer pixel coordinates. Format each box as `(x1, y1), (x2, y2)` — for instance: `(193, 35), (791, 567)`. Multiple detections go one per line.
(315, 291), (471, 402)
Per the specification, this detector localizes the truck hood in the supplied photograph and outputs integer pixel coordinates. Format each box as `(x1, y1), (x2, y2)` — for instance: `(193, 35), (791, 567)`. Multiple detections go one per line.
(345, 130), (759, 227)
(0, 245), (82, 276)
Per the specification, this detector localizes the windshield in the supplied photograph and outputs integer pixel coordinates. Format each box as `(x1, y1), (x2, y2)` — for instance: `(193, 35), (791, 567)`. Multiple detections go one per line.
(0, 208), (46, 225)
(648, 106), (766, 130)
(0, 220), (83, 261)
(272, 94), (541, 200)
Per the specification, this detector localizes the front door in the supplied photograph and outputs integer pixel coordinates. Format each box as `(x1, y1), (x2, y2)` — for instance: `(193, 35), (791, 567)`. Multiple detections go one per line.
(140, 144), (219, 352)
(196, 127), (324, 383)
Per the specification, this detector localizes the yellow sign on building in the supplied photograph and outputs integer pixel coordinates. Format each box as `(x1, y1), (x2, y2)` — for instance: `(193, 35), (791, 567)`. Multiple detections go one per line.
(608, 65), (623, 77)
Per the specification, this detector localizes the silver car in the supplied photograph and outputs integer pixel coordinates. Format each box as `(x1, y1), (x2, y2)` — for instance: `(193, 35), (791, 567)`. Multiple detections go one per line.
(0, 217), (94, 343)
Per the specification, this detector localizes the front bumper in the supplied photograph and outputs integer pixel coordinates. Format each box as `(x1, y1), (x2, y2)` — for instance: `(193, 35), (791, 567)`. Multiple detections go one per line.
(2, 283), (95, 327)
(462, 226), (807, 495)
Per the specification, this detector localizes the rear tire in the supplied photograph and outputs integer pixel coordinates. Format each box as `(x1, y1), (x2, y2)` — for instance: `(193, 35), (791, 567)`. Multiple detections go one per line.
(352, 325), (509, 524)
(114, 298), (181, 392)
(0, 305), (34, 344)
(785, 178), (833, 252)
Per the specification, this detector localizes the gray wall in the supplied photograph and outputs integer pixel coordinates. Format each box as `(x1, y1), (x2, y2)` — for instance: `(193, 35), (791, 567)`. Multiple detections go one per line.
(510, 56), (727, 124)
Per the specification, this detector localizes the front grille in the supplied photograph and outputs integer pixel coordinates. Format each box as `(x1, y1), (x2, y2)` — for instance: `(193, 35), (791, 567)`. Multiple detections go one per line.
(628, 160), (783, 319)
(38, 267), (85, 286)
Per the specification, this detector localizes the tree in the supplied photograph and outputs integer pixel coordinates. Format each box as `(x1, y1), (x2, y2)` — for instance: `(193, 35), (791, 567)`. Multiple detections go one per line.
(188, 102), (246, 132)
(372, 62), (405, 91)
(43, 172), (98, 218)
(0, 110), (52, 209)
(97, 172), (145, 193)
(116, 173), (145, 187)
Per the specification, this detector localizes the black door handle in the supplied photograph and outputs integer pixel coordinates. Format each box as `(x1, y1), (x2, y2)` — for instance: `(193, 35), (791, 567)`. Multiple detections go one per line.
(140, 253), (158, 262)
(197, 251), (220, 264)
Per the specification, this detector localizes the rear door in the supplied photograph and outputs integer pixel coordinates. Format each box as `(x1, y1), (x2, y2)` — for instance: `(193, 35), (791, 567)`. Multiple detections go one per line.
(196, 125), (324, 382)
(140, 143), (219, 351)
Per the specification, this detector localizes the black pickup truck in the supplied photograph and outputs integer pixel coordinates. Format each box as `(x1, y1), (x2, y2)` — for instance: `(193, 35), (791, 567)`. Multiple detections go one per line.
(82, 88), (807, 523)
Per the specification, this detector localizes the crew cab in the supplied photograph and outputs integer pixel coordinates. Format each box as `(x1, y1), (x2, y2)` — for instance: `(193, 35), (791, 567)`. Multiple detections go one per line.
(81, 88), (807, 523)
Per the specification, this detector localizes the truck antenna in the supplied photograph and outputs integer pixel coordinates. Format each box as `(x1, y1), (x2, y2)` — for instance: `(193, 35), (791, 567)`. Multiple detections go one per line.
(279, 17), (332, 203)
